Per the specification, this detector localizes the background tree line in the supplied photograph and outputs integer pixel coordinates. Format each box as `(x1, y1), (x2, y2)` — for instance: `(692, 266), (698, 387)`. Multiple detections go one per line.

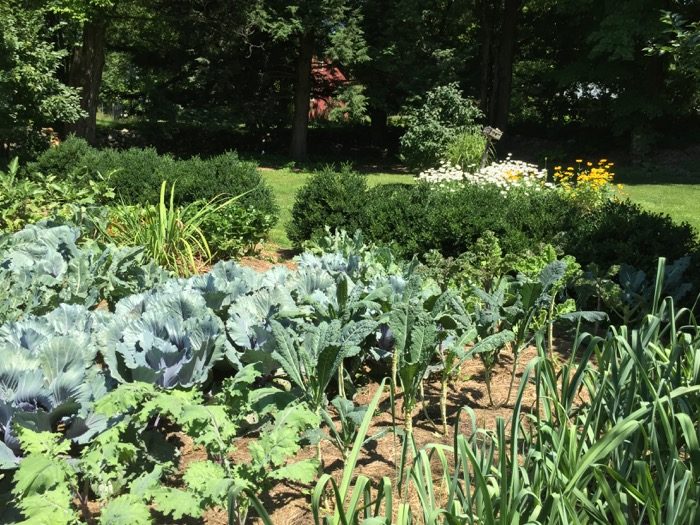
(1, 0), (699, 162)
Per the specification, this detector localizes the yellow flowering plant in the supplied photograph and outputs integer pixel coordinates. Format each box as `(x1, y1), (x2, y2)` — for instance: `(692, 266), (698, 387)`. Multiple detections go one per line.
(552, 159), (620, 208)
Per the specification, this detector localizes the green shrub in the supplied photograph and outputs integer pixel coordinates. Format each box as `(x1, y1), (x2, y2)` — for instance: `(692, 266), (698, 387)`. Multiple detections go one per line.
(444, 130), (487, 171)
(172, 152), (278, 218)
(564, 200), (700, 274)
(286, 166), (369, 247)
(28, 140), (279, 249)
(290, 173), (699, 279)
(199, 205), (276, 258)
(1, 157), (113, 233)
(27, 136), (96, 177)
(399, 84), (483, 170)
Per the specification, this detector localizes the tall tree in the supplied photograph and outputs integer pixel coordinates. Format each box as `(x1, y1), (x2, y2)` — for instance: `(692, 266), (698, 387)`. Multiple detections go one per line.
(50, 0), (115, 143)
(358, 0), (474, 145)
(0, 1), (83, 157)
(251, 0), (368, 161)
(477, 0), (524, 131)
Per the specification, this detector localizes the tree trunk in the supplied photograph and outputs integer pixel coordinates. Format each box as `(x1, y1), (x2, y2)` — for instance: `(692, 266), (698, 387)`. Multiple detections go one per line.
(491, 0), (521, 131)
(477, 0), (495, 114)
(478, 0), (521, 131)
(290, 32), (315, 162)
(369, 106), (388, 147)
(66, 18), (107, 145)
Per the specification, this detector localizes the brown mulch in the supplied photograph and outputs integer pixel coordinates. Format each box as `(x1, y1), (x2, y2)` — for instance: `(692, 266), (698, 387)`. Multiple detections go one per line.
(238, 244), (297, 273)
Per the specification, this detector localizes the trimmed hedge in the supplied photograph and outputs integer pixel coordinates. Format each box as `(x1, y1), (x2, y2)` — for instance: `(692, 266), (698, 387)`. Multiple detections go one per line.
(286, 166), (369, 247)
(289, 168), (700, 276)
(28, 137), (278, 218)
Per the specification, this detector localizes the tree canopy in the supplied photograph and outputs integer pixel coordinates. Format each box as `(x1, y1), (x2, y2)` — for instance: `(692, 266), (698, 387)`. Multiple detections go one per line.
(1, 0), (698, 160)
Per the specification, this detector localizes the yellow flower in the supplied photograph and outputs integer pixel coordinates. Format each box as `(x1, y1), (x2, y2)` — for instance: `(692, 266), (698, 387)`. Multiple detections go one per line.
(587, 161), (593, 167)
(576, 159), (583, 163)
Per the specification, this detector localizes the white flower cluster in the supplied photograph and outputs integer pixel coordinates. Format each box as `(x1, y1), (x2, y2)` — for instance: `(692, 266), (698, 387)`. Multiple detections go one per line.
(418, 155), (555, 195)
(417, 162), (468, 185)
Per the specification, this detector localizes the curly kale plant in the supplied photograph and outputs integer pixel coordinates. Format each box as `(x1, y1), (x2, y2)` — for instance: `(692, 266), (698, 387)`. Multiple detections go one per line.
(101, 291), (226, 388)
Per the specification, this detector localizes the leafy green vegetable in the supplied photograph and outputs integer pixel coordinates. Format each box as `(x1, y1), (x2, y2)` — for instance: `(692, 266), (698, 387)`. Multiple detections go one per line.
(101, 291), (225, 388)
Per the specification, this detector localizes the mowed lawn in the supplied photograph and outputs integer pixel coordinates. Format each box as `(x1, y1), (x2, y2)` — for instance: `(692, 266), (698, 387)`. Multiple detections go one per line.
(618, 164), (700, 237)
(623, 185), (700, 234)
(260, 168), (414, 248)
(262, 164), (700, 249)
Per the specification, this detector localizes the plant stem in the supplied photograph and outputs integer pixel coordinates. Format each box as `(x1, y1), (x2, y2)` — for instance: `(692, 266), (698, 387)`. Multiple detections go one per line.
(505, 346), (520, 407)
(547, 296), (556, 358)
(485, 367), (494, 407)
(440, 376), (449, 435)
(392, 347), (399, 395)
(337, 363), (345, 399)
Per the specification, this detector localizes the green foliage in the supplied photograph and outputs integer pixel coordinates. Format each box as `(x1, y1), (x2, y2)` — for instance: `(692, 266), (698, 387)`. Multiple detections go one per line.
(0, 221), (166, 323)
(29, 138), (279, 225)
(0, 4), (83, 158)
(0, 157), (114, 233)
(0, 304), (110, 468)
(312, 381), (387, 525)
(270, 320), (352, 415)
(100, 289), (228, 389)
(319, 283), (700, 524)
(11, 430), (78, 525)
(287, 166), (369, 248)
(291, 178), (700, 294)
(444, 129), (488, 171)
(399, 84), (483, 170)
(106, 181), (248, 276)
(199, 204), (277, 258)
(321, 397), (375, 459)
(565, 199), (700, 280)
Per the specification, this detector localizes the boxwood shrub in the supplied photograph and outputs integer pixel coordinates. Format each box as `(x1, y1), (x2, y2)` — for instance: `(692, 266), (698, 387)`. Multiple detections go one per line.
(286, 166), (369, 247)
(28, 137), (278, 219)
(289, 168), (699, 277)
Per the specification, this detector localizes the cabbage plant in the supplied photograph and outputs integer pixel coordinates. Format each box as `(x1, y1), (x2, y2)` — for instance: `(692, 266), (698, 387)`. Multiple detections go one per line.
(0, 221), (166, 323)
(101, 290), (225, 388)
(0, 305), (110, 468)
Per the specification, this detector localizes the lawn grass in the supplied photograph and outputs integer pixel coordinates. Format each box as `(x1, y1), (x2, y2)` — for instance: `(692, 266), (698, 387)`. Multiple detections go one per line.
(617, 164), (700, 236)
(260, 168), (413, 248)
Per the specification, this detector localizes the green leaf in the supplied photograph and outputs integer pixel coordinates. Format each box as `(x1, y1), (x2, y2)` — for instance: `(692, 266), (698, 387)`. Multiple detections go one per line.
(183, 461), (232, 506)
(150, 487), (203, 519)
(99, 495), (152, 525)
(13, 455), (69, 497)
(271, 458), (320, 484)
(16, 487), (77, 525)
